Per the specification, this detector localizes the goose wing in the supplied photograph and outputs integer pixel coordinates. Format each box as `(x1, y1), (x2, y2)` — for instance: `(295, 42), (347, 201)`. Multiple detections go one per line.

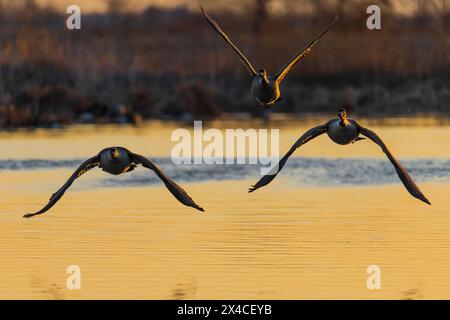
(24, 155), (100, 218)
(357, 122), (431, 205)
(130, 153), (205, 212)
(249, 123), (329, 192)
(275, 16), (338, 84)
(200, 0), (257, 76)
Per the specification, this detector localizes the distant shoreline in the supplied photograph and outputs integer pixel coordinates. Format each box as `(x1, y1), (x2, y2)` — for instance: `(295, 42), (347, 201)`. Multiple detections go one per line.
(1, 114), (450, 132)
(1, 2), (448, 129)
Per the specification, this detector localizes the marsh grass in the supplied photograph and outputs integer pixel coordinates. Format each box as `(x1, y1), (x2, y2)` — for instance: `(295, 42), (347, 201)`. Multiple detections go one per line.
(0, 1), (448, 127)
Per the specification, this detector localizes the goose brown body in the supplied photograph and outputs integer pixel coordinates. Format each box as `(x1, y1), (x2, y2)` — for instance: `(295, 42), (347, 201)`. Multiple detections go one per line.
(99, 147), (133, 175)
(327, 109), (360, 145)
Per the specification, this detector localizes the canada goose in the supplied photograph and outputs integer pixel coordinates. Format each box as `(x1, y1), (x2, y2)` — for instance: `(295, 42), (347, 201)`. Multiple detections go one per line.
(200, 0), (338, 106)
(249, 109), (431, 205)
(23, 147), (204, 218)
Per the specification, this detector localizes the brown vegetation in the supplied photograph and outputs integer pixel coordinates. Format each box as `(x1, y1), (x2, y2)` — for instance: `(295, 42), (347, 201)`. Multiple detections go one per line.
(0, 0), (448, 128)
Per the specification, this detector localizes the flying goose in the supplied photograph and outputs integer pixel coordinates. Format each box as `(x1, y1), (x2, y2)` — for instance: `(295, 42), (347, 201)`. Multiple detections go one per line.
(249, 109), (431, 205)
(200, 0), (338, 106)
(24, 147), (205, 218)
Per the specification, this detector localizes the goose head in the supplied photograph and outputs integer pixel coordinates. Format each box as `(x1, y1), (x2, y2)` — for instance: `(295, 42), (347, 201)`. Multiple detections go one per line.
(338, 108), (347, 119)
(109, 147), (119, 160)
(258, 69), (269, 84)
(338, 108), (348, 126)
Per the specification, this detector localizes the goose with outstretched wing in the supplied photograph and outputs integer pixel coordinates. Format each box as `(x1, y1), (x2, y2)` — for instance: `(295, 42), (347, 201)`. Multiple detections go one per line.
(24, 147), (204, 218)
(200, 0), (338, 107)
(249, 109), (431, 205)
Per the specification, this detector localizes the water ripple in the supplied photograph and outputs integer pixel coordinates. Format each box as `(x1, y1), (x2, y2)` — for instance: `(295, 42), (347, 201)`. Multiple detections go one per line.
(1, 157), (449, 187)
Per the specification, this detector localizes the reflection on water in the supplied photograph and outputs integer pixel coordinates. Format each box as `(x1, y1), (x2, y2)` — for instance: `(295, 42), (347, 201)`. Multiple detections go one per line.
(1, 122), (450, 299)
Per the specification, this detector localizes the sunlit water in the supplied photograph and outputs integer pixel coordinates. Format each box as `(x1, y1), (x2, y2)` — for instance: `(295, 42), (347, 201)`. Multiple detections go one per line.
(0, 120), (450, 299)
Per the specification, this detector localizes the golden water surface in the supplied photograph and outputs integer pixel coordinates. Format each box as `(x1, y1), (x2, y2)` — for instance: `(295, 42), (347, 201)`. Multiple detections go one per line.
(0, 119), (449, 299)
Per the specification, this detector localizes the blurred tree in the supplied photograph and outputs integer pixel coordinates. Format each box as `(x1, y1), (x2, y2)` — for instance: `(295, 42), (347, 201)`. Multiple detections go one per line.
(253, 0), (271, 35)
(107, 0), (128, 15)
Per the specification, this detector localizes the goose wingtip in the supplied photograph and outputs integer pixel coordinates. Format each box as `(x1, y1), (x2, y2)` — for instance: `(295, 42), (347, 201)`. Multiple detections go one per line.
(417, 194), (431, 205)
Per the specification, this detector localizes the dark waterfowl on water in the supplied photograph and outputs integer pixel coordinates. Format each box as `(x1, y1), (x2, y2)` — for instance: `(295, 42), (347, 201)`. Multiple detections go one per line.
(23, 147), (205, 218)
(249, 109), (431, 205)
(200, 0), (338, 107)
